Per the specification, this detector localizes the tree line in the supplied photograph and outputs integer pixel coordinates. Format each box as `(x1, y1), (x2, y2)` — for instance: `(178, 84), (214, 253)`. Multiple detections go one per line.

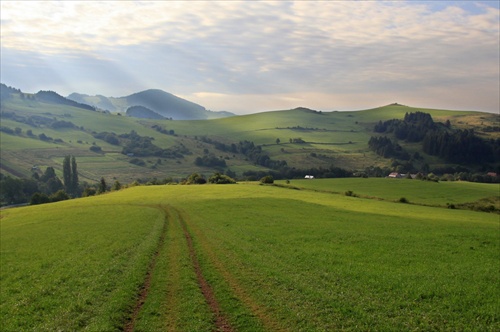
(422, 129), (499, 164)
(0, 156), (114, 207)
(371, 111), (498, 166)
(197, 137), (288, 170)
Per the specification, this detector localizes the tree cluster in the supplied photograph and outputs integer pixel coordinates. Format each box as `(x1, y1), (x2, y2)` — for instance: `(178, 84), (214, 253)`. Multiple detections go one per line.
(151, 124), (175, 136)
(372, 111), (498, 167)
(374, 111), (436, 142)
(422, 129), (499, 164)
(0, 165), (67, 206)
(197, 138), (287, 170)
(116, 130), (189, 158)
(368, 136), (410, 160)
(194, 155), (227, 168)
(63, 155), (79, 196)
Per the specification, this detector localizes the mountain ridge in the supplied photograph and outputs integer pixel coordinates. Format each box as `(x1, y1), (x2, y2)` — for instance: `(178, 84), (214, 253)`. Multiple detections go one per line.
(67, 88), (234, 120)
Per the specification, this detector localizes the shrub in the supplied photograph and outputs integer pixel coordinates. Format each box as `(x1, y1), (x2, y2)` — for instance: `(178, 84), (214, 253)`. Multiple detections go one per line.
(49, 190), (70, 202)
(260, 175), (274, 184)
(82, 187), (96, 197)
(186, 173), (206, 184)
(129, 158), (146, 166)
(89, 145), (102, 153)
(30, 192), (51, 205)
(208, 173), (236, 184)
(399, 197), (409, 203)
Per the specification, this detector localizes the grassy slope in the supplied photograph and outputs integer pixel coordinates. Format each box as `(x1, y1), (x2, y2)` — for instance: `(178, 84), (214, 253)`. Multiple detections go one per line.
(276, 178), (500, 206)
(1, 179), (498, 331)
(1, 95), (498, 182)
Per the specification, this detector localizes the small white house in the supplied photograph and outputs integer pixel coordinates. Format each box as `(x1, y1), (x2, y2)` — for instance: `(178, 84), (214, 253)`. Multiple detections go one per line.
(305, 175), (315, 179)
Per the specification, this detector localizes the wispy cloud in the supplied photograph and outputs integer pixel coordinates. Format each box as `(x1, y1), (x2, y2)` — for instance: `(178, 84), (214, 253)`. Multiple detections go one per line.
(1, 1), (498, 113)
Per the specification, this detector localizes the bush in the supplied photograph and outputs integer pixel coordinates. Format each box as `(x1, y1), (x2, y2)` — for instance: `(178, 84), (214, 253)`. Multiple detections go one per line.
(30, 192), (51, 205)
(50, 190), (70, 202)
(399, 197), (409, 203)
(208, 173), (236, 184)
(186, 173), (206, 184)
(260, 175), (274, 184)
(89, 145), (102, 153)
(82, 187), (96, 197)
(129, 158), (146, 166)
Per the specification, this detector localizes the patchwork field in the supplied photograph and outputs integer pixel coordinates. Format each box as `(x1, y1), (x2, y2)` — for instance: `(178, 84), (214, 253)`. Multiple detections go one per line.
(1, 179), (498, 331)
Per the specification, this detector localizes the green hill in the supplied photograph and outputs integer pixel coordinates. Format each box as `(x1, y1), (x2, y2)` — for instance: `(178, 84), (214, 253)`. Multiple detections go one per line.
(1, 85), (498, 191)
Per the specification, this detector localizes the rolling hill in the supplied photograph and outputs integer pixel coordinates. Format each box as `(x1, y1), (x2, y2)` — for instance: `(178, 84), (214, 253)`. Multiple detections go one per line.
(1, 84), (498, 192)
(67, 89), (234, 120)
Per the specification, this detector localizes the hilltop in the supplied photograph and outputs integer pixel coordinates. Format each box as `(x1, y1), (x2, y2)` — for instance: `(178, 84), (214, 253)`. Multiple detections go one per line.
(67, 89), (234, 120)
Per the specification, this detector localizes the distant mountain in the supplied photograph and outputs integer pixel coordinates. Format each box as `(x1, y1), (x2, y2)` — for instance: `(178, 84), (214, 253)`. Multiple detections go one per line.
(126, 105), (165, 120)
(67, 89), (234, 120)
(35, 91), (96, 111)
(1, 84), (96, 111)
(0, 83), (21, 101)
(68, 93), (117, 112)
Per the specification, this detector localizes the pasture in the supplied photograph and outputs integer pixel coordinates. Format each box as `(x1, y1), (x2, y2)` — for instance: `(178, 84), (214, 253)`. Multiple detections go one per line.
(1, 179), (498, 331)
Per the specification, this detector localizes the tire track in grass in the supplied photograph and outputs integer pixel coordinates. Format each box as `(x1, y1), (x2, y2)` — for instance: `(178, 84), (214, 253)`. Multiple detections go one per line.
(177, 209), (235, 332)
(124, 207), (168, 332)
(162, 207), (182, 331)
(177, 208), (288, 332)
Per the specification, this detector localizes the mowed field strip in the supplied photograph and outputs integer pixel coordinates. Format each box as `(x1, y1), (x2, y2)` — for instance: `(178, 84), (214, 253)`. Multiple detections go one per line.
(1, 179), (499, 331)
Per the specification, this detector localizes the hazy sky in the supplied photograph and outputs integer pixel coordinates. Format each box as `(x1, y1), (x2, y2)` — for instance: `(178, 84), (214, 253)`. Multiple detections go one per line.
(1, 1), (499, 114)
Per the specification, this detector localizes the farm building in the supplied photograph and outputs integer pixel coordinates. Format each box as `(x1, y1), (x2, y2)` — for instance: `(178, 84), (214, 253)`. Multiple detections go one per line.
(387, 172), (402, 178)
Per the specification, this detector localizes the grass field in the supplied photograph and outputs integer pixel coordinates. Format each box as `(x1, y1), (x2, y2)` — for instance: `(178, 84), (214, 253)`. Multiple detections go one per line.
(276, 178), (500, 207)
(1, 179), (498, 331)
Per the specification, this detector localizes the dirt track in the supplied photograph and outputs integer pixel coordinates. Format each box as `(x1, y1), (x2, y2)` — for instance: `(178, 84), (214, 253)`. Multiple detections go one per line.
(179, 211), (235, 332)
(124, 206), (234, 332)
(124, 211), (168, 332)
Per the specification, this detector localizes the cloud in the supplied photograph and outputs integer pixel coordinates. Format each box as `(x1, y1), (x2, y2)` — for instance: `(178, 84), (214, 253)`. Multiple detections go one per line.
(1, 1), (498, 113)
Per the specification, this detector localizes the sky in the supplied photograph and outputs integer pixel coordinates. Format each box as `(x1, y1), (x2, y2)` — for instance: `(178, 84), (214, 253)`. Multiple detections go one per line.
(1, 1), (499, 114)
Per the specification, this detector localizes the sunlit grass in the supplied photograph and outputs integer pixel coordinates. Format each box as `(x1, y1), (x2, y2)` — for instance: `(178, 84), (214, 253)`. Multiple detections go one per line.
(1, 182), (498, 330)
(0, 201), (164, 331)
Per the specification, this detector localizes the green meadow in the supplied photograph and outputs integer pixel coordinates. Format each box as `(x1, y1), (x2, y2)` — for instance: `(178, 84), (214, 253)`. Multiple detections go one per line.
(276, 178), (500, 206)
(1, 179), (498, 331)
(2, 94), (499, 182)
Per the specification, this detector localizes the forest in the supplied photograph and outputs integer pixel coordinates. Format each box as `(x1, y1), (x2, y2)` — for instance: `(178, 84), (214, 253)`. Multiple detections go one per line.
(371, 111), (499, 166)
